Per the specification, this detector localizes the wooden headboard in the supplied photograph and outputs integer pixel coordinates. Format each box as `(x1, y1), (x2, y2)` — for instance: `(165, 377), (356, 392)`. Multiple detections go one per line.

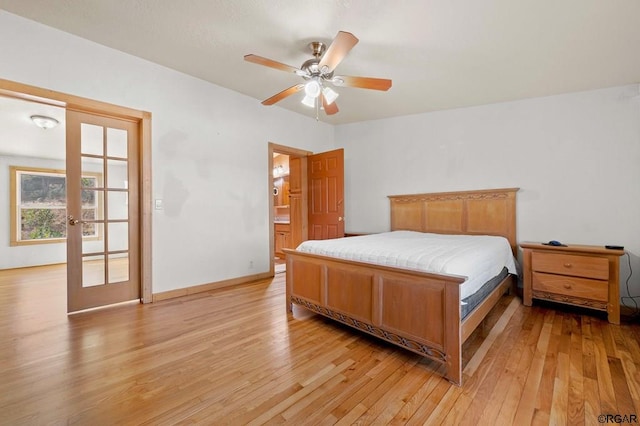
(388, 188), (519, 254)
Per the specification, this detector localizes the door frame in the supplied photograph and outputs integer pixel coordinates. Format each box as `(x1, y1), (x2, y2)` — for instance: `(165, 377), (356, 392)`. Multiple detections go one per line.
(0, 78), (153, 304)
(268, 142), (311, 275)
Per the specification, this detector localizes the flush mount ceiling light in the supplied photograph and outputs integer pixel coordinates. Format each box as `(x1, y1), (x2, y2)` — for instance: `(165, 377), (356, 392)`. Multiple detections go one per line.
(30, 115), (59, 129)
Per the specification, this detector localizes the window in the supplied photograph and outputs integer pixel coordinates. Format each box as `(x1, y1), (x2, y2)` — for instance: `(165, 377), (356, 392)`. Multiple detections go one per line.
(10, 166), (101, 246)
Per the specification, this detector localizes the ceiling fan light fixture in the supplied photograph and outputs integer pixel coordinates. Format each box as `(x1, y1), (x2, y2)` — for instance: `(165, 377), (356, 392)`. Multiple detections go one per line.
(304, 79), (321, 98)
(245, 31), (392, 117)
(30, 115), (59, 129)
(322, 87), (339, 105)
(301, 95), (316, 108)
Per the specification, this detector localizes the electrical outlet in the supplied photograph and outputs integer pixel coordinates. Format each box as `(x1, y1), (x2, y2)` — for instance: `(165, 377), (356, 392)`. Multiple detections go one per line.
(154, 199), (163, 210)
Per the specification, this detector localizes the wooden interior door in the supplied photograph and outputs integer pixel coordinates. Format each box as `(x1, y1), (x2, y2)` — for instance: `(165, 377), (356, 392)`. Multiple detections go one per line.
(66, 110), (140, 313)
(288, 156), (305, 249)
(307, 148), (344, 240)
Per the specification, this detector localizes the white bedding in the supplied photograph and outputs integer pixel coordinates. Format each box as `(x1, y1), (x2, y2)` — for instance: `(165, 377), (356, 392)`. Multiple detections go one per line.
(296, 231), (517, 300)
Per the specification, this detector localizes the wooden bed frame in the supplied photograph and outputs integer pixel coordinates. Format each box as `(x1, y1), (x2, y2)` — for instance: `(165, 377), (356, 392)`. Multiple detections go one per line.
(284, 187), (519, 385)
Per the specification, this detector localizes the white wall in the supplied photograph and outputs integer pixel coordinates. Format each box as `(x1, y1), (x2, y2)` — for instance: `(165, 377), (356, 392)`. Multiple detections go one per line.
(0, 11), (334, 292)
(336, 85), (640, 299)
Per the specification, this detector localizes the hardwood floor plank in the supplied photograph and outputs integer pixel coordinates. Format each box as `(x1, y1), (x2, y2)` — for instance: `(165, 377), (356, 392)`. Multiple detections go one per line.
(365, 362), (434, 425)
(404, 378), (452, 425)
(583, 377), (601, 426)
(590, 319), (619, 414)
(512, 309), (554, 425)
(346, 357), (420, 424)
(333, 403), (367, 426)
(621, 324), (640, 365)
(387, 364), (444, 424)
(463, 297), (520, 377)
(599, 315), (619, 358)
(617, 350), (640, 416)
(567, 315), (586, 426)
(492, 308), (540, 425)
(533, 311), (563, 420)
(456, 305), (531, 425)
(327, 348), (408, 420)
(531, 409), (551, 426)
(196, 329), (359, 422)
(2, 265), (640, 424)
(285, 344), (390, 424)
(582, 316), (598, 380)
(611, 322), (630, 356)
(608, 357), (636, 417)
(550, 351), (570, 425)
(243, 359), (355, 425)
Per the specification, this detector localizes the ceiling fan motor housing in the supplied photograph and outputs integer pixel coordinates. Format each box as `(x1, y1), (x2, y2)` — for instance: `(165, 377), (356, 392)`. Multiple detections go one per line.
(301, 42), (334, 81)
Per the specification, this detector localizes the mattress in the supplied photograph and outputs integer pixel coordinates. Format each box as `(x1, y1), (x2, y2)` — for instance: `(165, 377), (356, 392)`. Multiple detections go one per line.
(296, 231), (517, 300)
(461, 267), (509, 319)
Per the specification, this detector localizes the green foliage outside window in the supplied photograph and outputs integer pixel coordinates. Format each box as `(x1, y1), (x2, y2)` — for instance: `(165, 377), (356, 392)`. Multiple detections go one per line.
(15, 169), (99, 243)
(21, 209), (67, 240)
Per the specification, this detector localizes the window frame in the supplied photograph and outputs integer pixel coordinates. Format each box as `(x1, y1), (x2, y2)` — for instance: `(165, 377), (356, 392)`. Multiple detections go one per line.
(10, 166), (102, 246)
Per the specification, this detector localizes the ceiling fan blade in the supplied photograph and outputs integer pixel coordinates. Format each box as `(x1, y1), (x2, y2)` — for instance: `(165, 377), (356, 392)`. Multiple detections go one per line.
(333, 75), (392, 91)
(321, 94), (339, 115)
(318, 31), (359, 73)
(261, 84), (304, 105)
(244, 54), (300, 74)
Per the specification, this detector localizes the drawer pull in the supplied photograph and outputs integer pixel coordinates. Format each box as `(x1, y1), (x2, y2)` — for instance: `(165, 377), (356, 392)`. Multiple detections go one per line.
(563, 283), (572, 290)
(563, 263), (572, 268)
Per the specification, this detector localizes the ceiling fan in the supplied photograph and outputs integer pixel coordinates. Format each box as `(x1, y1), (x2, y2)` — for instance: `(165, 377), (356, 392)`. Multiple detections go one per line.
(244, 31), (392, 117)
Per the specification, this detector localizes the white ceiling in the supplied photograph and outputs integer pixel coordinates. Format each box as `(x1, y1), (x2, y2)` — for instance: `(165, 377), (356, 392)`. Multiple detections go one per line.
(0, 96), (65, 160)
(0, 0), (639, 126)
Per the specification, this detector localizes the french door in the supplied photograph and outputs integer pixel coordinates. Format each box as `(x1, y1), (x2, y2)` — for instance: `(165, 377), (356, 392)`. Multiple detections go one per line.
(66, 110), (140, 313)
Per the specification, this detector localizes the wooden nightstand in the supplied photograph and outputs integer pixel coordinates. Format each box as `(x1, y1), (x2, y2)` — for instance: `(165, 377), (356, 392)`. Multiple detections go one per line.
(521, 242), (624, 324)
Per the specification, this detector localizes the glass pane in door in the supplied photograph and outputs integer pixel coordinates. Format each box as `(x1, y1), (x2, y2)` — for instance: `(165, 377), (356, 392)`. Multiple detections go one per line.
(83, 222), (104, 254)
(108, 253), (129, 283)
(81, 157), (103, 180)
(81, 123), (103, 156)
(107, 191), (128, 220)
(107, 159), (128, 189)
(107, 222), (128, 252)
(82, 255), (105, 287)
(106, 127), (128, 158)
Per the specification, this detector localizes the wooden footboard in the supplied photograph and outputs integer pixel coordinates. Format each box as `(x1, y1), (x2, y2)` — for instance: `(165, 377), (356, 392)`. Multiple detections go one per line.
(285, 249), (468, 385)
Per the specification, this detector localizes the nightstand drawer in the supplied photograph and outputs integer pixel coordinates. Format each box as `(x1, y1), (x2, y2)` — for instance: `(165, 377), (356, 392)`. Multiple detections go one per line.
(532, 272), (608, 301)
(531, 252), (608, 280)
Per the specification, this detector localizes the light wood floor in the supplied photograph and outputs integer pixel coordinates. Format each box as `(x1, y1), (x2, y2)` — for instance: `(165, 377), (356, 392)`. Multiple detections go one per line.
(1, 264), (639, 425)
